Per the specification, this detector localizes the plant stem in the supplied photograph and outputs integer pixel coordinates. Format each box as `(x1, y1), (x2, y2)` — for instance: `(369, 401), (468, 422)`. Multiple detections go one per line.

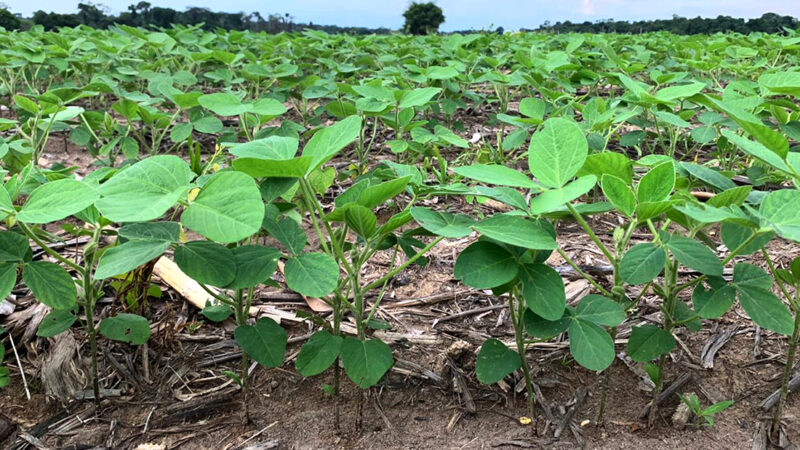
(510, 288), (535, 425)
(773, 311), (800, 436)
(566, 203), (614, 263)
(555, 247), (613, 297)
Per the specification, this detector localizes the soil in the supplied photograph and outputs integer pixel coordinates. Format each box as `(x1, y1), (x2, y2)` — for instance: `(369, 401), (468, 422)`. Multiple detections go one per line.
(2, 123), (800, 449)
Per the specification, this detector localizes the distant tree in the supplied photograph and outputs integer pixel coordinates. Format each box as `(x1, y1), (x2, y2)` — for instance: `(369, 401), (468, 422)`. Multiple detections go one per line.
(402, 2), (444, 35)
(495, 26), (504, 34)
(0, 7), (20, 30)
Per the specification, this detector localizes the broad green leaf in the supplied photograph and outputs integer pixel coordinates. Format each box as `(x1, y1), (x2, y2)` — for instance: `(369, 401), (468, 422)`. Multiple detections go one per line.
(475, 339), (521, 384)
(182, 171), (264, 243)
(519, 263), (565, 321)
(529, 118), (588, 188)
(601, 174), (636, 217)
(759, 71), (800, 97)
(529, 175), (596, 215)
(475, 186), (529, 211)
(0, 185), (13, 220)
(619, 243), (666, 285)
(472, 215), (557, 250)
(17, 179), (98, 224)
(0, 231), (30, 262)
(296, 330), (343, 377)
(399, 87), (441, 108)
(721, 223), (773, 255)
(579, 152), (633, 184)
(681, 162), (736, 191)
(284, 252), (339, 297)
(759, 190), (800, 242)
(573, 295), (625, 327)
(97, 156), (192, 222)
(251, 98), (288, 116)
(568, 318), (615, 371)
(340, 337), (393, 388)
(118, 222), (181, 243)
(636, 200), (675, 221)
(226, 245), (280, 289)
(732, 263), (772, 291)
(637, 161), (674, 203)
(263, 217), (306, 256)
(721, 130), (790, 173)
(95, 239), (171, 279)
(22, 261), (76, 310)
(627, 325), (675, 362)
(227, 136), (299, 160)
(201, 304), (233, 322)
(410, 207), (474, 238)
(519, 97), (545, 121)
(99, 313), (150, 345)
(523, 310), (570, 340)
(37, 309), (76, 337)
(693, 284), (735, 319)
(666, 235), (722, 276)
(454, 241), (518, 289)
(233, 156), (312, 178)
(0, 263), (17, 301)
(344, 205), (377, 239)
(354, 176), (411, 209)
(174, 241), (236, 287)
(303, 116), (362, 173)
(235, 317), (287, 367)
(453, 164), (537, 189)
(655, 82), (705, 102)
(198, 92), (248, 116)
(736, 287), (794, 335)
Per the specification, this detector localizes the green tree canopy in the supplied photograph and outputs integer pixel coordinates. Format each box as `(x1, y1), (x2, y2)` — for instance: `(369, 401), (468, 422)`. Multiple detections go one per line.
(403, 2), (445, 35)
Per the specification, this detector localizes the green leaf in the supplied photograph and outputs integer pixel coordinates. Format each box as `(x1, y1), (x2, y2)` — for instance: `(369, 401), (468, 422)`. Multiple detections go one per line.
(95, 240), (171, 279)
(263, 217), (306, 256)
(201, 304), (233, 322)
(340, 337), (393, 388)
(759, 190), (800, 242)
(17, 179), (98, 224)
(636, 200), (675, 222)
(619, 243), (666, 285)
(344, 205), (377, 239)
(399, 87), (441, 108)
(0, 184), (12, 220)
(227, 136), (299, 160)
(410, 207), (474, 238)
(174, 241), (236, 287)
(733, 264), (794, 335)
(182, 171), (264, 243)
(118, 222), (181, 243)
(284, 252), (339, 297)
(530, 175), (596, 215)
(627, 325), (675, 362)
(573, 295), (625, 327)
(37, 309), (77, 337)
(721, 130), (791, 173)
(233, 157), (312, 178)
(578, 152), (633, 184)
(0, 231), (30, 262)
(303, 116), (362, 173)
(296, 330), (343, 377)
(22, 261), (76, 310)
(198, 92), (248, 116)
(529, 118), (588, 188)
(226, 245), (280, 289)
(453, 164), (537, 189)
(472, 215), (557, 250)
(234, 317), (287, 367)
(681, 162), (736, 191)
(666, 235), (723, 276)
(353, 176), (411, 210)
(568, 318), (615, 371)
(654, 81), (705, 102)
(454, 241), (518, 289)
(759, 71), (800, 97)
(519, 263), (565, 321)
(475, 339), (522, 384)
(693, 283), (735, 319)
(0, 263), (16, 301)
(637, 161), (674, 203)
(97, 155), (192, 222)
(99, 313), (150, 345)
(601, 174), (636, 217)
(523, 309), (570, 339)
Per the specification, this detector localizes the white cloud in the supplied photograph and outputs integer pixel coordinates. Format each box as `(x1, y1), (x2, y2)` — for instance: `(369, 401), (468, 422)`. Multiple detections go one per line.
(580, 0), (596, 15)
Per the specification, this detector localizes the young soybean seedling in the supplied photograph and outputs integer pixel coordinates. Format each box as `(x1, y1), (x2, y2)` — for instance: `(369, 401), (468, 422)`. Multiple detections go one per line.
(677, 393), (733, 427)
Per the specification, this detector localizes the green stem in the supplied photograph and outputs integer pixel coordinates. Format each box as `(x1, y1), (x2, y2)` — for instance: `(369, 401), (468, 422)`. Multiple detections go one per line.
(555, 247), (613, 297)
(566, 203), (615, 263)
(17, 222), (84, 272)
(362, 236), (443, 293)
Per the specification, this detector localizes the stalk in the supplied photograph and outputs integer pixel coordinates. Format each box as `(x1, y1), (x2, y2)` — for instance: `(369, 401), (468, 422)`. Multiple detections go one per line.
(773, 313), (800, 436)
(510, 288), (535, 426)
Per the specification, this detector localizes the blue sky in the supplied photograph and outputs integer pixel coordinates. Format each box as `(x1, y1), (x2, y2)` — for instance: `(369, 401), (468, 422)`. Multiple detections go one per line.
(7, 0), (800, 31)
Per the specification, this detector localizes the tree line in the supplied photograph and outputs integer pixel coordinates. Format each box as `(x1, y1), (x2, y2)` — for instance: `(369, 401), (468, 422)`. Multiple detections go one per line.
(534, 13), (799, 35)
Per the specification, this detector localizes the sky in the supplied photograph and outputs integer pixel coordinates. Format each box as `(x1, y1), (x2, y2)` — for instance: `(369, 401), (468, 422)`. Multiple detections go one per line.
(7, 0), (800, 31)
